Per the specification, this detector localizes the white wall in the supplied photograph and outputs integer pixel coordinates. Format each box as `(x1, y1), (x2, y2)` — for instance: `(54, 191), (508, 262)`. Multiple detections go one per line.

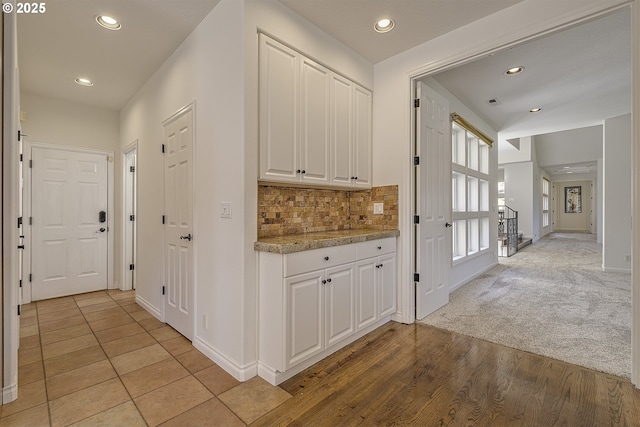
(120, 0), (373, 381)
(603, 113), (632, 272)
(535, 125), (602, 168)
(555, 180), (593, 232)
(422, 77), (499, 291)
(120, 0), (250, 377)
(502, 162), (534, 239)
(19, 92), (121, 288)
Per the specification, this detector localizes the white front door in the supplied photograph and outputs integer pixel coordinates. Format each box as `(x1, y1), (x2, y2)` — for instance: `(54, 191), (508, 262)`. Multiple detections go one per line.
(416, 82), (451, 319)
(31, 147), (108, 300)
(163, 107), (194, 340)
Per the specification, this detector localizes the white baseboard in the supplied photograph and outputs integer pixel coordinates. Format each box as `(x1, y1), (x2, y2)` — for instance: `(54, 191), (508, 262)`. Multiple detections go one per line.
(602, 265), (632, 273)
(135, 294), (162, 321)
(192, 337), (258, 382)
(449, 261), (499, 293)
(3, 383), (18, 404)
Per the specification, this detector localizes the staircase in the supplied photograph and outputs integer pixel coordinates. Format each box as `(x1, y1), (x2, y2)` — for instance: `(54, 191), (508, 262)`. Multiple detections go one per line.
(498, 205), (518, 257)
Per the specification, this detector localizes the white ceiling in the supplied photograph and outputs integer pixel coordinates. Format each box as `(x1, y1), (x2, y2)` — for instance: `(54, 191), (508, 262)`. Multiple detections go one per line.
(18, 0), (220, 110)
(17, 1), (632, 176)
(431, 7), (631, 143)
(278, 0), (523, 64)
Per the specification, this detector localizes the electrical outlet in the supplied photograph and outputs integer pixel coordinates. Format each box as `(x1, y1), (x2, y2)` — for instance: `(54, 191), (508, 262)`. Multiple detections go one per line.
(220, 202), (231, 219)
(373, 202), (384, 215)
(625, 254), (631, 262)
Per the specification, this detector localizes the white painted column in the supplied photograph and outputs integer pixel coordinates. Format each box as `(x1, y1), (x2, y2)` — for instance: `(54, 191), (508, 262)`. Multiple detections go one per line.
(631, 0), (640, 389)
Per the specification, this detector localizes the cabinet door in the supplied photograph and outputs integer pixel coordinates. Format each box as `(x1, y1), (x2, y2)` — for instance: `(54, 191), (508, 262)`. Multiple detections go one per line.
(355, 259), (377, 331)
(330, 73), (353, 186)
(353, 85), (372, 188)
(300, 58), (331, 185)
(259, 35), (299, 182)
(325, 264), (355, 348)
(286, 270), (324, 369)
(378, 253), (396, 318)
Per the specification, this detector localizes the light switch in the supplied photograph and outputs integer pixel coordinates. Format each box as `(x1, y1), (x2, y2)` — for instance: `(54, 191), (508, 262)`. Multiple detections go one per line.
(373, 202), (384, 215)
(220, 202), (232, 219)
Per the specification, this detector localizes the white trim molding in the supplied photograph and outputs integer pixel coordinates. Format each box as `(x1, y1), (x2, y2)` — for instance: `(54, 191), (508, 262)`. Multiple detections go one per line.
(631, 0), (640, 389)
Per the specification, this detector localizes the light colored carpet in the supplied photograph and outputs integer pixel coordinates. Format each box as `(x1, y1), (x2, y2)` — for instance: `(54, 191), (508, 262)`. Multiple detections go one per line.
(419, 232), (632, 379)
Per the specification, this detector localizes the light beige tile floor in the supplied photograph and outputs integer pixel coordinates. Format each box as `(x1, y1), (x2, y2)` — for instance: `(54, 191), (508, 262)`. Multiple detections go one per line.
(1, 290), (291, 427)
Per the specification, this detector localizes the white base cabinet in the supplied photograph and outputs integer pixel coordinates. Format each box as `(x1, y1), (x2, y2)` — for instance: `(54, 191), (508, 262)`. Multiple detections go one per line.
(258, 237), (396, 385)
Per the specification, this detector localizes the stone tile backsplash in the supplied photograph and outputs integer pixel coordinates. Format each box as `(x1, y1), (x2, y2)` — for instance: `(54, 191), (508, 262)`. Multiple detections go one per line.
(258, 185), (398, 237)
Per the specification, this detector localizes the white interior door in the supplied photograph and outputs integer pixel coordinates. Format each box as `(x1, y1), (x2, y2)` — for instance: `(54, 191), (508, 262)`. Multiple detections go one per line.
(163, 107), (194, 340)
(31, 147), (108, 300)
(416, 82), (451, 319)
(123, 147), (137, 290)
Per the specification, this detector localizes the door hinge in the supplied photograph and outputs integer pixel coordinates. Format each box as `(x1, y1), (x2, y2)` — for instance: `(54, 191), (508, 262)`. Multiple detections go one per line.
(29, 159), (33, 168)
(20, 154), (23, 162)
(19, 279), (22, 288)
(18, 130), (21, 141)
(17, 305), (21, 316)
(414, 273), (420, 282)
(413, 156), (419, 166)
(130, 166), (135, 172)
(129, 215), (135, 222)
(414, 98), (420, 108)
(413, 215), (419, 224)
(29, 273), (32, 282)
(17, 245), (24, 249)
(162, 215), (165, 224)
(161, 144), (165, 154)
(129, 264), (135, 271)
(17, 217), (22, 228)
(29, 217), (33, 225)
(162, 286), (165, 295)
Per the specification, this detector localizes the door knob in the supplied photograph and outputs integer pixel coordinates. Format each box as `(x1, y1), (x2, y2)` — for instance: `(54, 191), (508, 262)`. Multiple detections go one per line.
(180, 234), (192, 241)
(445, 223), (453, 228)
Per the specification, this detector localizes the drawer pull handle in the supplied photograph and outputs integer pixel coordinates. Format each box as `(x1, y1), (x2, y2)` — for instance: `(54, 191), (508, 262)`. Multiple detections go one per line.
(324, 256), (329, 261)
(377, 246), (382, 250)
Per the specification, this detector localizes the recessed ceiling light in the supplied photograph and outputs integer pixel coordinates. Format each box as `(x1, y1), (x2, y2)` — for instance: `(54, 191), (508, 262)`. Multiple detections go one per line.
(563, 166), (570, 169)
(75, 78), (94, 87)
(529, 107), (542, 113)
(374, 18), (394, 33)
(505, 66), (525, 75)
(96, 15), (121, 30)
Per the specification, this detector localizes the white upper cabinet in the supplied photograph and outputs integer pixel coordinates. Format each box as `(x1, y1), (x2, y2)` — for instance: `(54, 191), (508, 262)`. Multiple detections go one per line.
(330, 73), (353, 187)
(353, 85), (372, 188)
(259, 35), (299, 182)
(259, 34), (371, 189)
(300, 57), (331, 185)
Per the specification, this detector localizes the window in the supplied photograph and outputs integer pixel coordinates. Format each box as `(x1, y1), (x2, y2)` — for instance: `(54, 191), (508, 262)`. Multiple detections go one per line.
(451, 121), (491, 262)
(542, 178), (550, 228)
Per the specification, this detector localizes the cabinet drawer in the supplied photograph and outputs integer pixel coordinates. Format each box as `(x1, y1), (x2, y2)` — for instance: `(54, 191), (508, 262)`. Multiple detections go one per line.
(284, 244), (356, 277)
(356, 237), (396, 260)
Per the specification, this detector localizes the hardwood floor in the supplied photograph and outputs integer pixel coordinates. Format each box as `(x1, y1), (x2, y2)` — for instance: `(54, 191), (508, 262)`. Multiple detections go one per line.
(252, 322), (640, 426)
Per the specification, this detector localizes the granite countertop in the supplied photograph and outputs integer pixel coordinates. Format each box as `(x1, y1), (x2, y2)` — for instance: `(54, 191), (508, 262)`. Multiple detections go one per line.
(255, 229), (400, 254)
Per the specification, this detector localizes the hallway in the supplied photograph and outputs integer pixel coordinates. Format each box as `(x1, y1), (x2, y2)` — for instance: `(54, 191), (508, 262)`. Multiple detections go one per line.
(4, 290), (291, 426)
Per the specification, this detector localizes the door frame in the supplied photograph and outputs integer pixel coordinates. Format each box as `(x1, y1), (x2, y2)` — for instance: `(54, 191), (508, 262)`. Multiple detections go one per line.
(121, 140), (138, 291)
(404, 2), (638, 387)
(23, 141), (115, 303)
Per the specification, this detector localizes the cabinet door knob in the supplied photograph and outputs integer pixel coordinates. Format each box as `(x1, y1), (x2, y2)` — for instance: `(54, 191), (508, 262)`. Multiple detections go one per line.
(327, 278), (332, 283)
(301, 170), (306, 174)
(377, 246), (382, 250)
(322, 280), (327, 285)
(296, 169), (301, 173)
(324, 256), (329, 261)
